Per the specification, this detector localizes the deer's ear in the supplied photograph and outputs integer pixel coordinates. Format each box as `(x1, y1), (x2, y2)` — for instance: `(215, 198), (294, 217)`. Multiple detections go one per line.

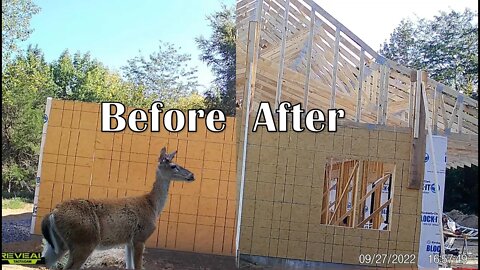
(168, 150), (177, 160)
(159, 147), (167, 162)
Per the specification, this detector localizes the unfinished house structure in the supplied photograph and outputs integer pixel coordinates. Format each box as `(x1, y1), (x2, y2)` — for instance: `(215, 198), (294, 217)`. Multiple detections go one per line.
(235, 0), (478, 267)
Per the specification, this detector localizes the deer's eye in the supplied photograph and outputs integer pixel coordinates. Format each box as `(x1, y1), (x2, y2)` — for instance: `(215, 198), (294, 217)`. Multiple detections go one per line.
(170, 164), (177, 169)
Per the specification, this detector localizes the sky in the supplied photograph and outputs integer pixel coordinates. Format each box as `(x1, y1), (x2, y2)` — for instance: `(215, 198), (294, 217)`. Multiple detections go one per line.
(314, 0), (478, 51)
(22, 0), (234, 90)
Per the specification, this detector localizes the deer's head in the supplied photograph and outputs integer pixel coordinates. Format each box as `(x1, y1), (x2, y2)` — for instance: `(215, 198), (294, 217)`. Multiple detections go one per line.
(157, 147), (195, 182)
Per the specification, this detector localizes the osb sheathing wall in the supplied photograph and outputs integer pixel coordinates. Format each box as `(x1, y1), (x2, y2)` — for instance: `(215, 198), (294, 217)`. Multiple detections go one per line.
(33, 99), (237, 256)
(237, 117), (423, 267)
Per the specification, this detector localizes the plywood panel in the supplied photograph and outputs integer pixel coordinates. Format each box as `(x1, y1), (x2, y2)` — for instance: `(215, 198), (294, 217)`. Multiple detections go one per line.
(33, 99), (237, 256)
(237, 115), (420, 266)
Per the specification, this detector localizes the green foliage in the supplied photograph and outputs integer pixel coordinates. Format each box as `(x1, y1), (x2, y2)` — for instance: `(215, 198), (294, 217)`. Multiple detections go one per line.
(2, 0), (40, 67)
(444, 166), (478, 215)
(196, 4), (236, 116)
(1, 47), (155, 194)
(2, 197), (31, 209)
(167, 94), (207, 112)
(51, 50), (153, 107)
(122, 42), (199, 104)
(2, 44), (208, 194)
(380, 9), (478, 98)
(2, 46), (55, 194)
(382, 9), (479, 214)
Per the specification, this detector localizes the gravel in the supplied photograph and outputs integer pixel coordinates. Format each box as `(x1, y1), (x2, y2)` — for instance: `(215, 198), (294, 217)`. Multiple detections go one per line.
(83, 248), (126, 269)
(2, 217), (32, 243)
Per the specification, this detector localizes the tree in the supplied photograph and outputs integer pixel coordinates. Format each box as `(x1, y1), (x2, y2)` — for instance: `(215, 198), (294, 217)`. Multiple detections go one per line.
(381, 10), (479, 215)
(2, 0), (40, 67)
(196, 4), (236, 116)
(2, 47), (154, 194)
(122, 42), (199, 104)
(51, 50), (152, 107)
(380, 9), (478, 98)
(168, 94), (207, 112)
(444, 165), (478, 215)
(2, 46), (55, 193)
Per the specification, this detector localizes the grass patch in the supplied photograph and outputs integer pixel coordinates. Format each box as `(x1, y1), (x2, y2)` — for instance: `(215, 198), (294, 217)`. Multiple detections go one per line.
(2, 197), (31, 209)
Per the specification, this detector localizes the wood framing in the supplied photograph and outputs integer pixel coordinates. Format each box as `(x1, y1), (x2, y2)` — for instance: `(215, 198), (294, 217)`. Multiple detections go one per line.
(236, 0), (478, 169)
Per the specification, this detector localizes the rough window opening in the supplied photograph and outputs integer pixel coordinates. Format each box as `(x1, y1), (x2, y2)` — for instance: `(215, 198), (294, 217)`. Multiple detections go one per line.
(321, 158), (395, 230)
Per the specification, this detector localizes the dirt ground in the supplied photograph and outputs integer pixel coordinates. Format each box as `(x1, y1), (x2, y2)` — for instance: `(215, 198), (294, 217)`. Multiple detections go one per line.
(2, 205), (258, 270)
(3, 206), (477, 269)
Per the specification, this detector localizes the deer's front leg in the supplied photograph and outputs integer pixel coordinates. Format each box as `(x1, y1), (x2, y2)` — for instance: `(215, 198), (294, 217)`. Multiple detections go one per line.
(125, 243), (134, 269)
(133, 242), (145, 270)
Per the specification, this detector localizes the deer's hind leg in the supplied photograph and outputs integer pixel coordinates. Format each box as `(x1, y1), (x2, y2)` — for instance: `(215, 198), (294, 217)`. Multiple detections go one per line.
(63, 243), (96, 269)
(133, 242), (145, 270)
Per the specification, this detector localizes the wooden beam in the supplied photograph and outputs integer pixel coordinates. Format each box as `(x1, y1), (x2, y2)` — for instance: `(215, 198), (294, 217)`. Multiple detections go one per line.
(373, 163), (384, 229)
(439, 94), (449, 135)
(446, 92), (463, 135)
(427, 78), (478, 108)
(352, 160), (364, 227)
(432, 84), (440, 134)
(408, 71), (427, 189)
(333, 208), (353, 226)
(376, 65), (385, 124)
(457, 100), (464, 134)
(332, 160), (345, 222)
(408, 76), (415, 128)
(414, 71), (422, 138)
(355, 50), (365, 122)
(245, 21), (261, 114)
(303, 8), (316, 110)
(329, 161), (358, 224)
(357, 174), (390, 205)
(376, 65), (389, 125)
(330, 28), (341, 108)
(322, 158), (335, 222)
(235, 20), (261, 265)
(274, 0), (291, 108)
(382, 68), (390, 125)
(357, 198), (392, 228)
(255, 0), (263, 21)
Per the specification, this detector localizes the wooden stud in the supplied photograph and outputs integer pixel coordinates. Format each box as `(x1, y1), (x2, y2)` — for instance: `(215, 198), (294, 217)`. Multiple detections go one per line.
(255, 0), (264, 21)
(357, 174), (389, 204)
(330, 28), (341, 108)
(303, 8), (316, 110)
(382, 67), (390, 125)
(352, 160), (364, 227)
(458, 101), (464, 134)
(377, 65), (386, 124)
(408, 72), (427, 189)
(357, 198), (392, 228)
(333, 208), (353, 226)
(274, 0), (291, 108)
(432, 84), (440, 134)
(373, 163), (383, 229)
(413, 71), (422, 138)
(329, 161), (358, 225)
(438, 94), (448, 134)
(355, 50), (365, 122)
(236, 20), (261, 263)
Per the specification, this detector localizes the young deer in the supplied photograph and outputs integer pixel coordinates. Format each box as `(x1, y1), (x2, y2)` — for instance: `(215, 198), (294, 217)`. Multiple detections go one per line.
(41, 147), (194, 269)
